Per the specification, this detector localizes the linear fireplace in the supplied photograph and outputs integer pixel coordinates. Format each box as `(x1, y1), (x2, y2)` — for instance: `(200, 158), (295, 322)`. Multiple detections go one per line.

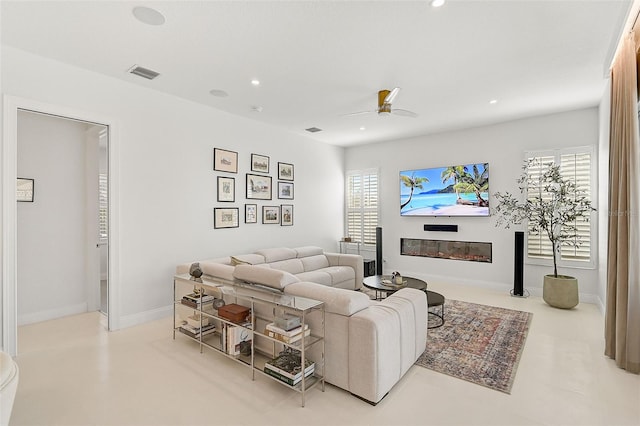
(400, 238), (492, 263)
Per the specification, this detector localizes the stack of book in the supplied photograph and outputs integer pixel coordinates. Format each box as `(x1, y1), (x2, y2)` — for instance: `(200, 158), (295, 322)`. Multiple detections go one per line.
(181, 292), (215, 309)
(264, 351), (315, 386)
(223, 321), (253, 356)
(179, 322), (216, 339)
(264, 322), (310, 344)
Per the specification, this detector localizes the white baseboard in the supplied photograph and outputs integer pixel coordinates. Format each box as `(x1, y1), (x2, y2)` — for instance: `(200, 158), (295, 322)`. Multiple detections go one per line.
(18, 302), (88, 326)
(119, 305), (173, 329)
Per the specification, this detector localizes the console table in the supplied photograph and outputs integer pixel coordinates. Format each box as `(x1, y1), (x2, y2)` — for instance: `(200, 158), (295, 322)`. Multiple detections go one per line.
(173, 274), (325, 407)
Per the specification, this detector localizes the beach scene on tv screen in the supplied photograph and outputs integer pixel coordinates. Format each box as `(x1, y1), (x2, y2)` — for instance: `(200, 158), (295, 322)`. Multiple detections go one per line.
(400, 163), (489, 216)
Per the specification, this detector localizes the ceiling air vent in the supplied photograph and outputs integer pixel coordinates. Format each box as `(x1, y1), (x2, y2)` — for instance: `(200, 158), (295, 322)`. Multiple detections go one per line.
(305, 127), (322, 133)
(128, 65), (160, 80)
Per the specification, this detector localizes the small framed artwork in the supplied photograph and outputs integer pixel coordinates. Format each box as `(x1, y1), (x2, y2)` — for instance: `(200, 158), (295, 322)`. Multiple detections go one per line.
(213, 148), (238, 173)
(262, 206), (280, 224)
(281, 204), (293, 226)
(278, 162), (294, 181)
(278, 181), (294, 200)
(246, 173), (272, 200)
(217, 176), (235, 202)
(245, 204), (258, 224)
(251, 154), (270, 174)
(214, 207), (239, 229)
(17, 178), (34, 202)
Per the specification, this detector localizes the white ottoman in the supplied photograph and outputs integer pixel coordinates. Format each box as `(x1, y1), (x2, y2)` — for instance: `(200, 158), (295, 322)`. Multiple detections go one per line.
(0, 351), (19, 426)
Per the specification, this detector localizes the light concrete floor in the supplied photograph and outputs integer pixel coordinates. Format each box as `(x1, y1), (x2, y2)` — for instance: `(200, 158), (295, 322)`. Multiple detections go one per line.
(11, 281), (640, 426)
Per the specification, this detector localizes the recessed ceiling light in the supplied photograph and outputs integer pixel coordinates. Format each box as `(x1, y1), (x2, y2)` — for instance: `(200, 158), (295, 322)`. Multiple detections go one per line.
(431, 0), (445, 7)
(489, 99), (498, 105)
(132, 6), (165, 26)
(305, 127), (323, 133)
(209, 89), (229, 98)
(360, 127), (366, 131)
(250, 106), (263, 113)
(251, 79), (260, 86)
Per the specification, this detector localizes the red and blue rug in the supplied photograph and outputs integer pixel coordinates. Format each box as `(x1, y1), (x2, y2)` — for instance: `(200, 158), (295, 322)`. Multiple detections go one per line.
(415, 299), (532, 394)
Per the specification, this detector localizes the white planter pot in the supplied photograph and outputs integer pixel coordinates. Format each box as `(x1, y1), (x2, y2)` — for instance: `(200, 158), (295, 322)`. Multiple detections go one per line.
(543, 274), (579, 309)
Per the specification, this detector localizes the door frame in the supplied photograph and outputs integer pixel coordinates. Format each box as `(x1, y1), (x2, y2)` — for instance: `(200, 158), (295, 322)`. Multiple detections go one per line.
(2, 95), (121, 355)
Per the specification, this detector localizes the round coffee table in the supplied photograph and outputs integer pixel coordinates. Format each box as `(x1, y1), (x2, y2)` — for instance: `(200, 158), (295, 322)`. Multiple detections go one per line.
(426, 290), (445, 329)
(363, 275), (427, 300)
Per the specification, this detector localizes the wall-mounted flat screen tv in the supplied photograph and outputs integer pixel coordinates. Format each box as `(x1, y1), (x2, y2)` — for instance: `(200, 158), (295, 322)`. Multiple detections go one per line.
(400, 163), (489, 217)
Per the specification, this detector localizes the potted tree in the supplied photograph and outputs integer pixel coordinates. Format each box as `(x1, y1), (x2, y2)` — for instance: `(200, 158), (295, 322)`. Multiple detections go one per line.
(493, 159), (595, 309)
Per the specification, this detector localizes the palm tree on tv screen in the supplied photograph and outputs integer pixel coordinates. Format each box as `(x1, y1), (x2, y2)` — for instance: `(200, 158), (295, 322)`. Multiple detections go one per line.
(400, 173), (429, 210)
(454, 163), (489, 206)
(441, 165), (468, 199)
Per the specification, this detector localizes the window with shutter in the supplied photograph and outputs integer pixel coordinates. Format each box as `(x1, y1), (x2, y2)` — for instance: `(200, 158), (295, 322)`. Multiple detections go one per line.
(525, 147), (596, 267)
(346, 169), (379, 245)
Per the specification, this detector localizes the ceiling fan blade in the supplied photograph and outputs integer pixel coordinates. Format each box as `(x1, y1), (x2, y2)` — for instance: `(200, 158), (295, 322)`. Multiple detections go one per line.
(341, 110), (375, 117)
(384, 87), (401, 104)
(392, 108), (418, 118)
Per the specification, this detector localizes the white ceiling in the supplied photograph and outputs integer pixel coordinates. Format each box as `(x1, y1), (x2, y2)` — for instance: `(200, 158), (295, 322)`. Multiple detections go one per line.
(1, 0), (632, 147)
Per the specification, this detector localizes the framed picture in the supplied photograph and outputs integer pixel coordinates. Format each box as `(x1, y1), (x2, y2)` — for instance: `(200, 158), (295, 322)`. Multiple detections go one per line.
(251, 153), (270, 174)
(278, 162), (294, 181)
(262, 205), (280, 224)
(214, 207), (239, 229)
(17, 178), (34, 202)
(217, 176), (235, 202)
(213, 148), (238, 173)
(281, 204), (293, 226)
(278, 181), (294, 200)
(245, 204), (257, 224)
(246, 173), (272, 200)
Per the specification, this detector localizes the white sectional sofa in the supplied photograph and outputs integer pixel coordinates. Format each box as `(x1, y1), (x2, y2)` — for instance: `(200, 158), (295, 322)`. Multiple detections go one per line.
(177, 246), (364, 290)
(176, 246), (427, 404)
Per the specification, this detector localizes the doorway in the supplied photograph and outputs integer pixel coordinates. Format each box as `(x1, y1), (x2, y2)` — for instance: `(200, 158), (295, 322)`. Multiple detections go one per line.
(16, 110), (108, 325)
(2, 96), (121, 356)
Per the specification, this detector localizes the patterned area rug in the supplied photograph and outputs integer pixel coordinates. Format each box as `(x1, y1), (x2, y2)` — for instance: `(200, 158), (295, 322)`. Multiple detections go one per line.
(415, 299), (532, 394)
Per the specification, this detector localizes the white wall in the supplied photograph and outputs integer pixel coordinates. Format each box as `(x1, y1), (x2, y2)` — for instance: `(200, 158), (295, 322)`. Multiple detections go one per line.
(1, 47), (344, 328)
(345, 108), (602, 301)
(17, 111), (90, 324)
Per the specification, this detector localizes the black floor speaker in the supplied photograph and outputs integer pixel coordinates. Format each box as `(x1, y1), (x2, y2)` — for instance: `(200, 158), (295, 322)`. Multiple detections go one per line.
(513, 231), (524, 296)
(375, 227), (383, 275)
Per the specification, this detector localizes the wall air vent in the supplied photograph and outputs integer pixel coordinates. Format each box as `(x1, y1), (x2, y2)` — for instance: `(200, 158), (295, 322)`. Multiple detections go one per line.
(305, 127), (323, 133)
(128, 65), (160, 80)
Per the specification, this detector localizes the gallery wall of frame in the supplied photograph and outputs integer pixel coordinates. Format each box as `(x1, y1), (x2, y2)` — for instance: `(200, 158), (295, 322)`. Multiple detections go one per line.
(212, 148), (295, 229)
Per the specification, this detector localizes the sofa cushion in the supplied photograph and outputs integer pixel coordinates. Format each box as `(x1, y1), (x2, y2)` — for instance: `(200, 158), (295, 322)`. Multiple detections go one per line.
(285, 282), (370, 316)
(300, 254), (330, 271)
(230, 254), (265, 266)
(268, 258), (305, 274)
(233, 264), (299, 290)
(255, 247), (297, 263)
(296, 270), (332, 286)
(295, 246), (324, 258)
(323, 266), (355, 285)
(199, 261), (235, 281)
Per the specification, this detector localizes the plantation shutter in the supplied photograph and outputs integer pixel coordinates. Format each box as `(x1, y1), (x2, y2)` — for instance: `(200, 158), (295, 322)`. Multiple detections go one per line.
(559, 152), (592, 261)
(526, 156), (555, 258)
(526, 149), (594, 263)
(346, 169), (379, 245)
(99, 173), (108, 240)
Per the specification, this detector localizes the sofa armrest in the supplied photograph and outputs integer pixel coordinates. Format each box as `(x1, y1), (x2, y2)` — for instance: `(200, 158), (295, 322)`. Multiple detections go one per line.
(233, 264), (299, 290)
(325, 253), (364, 290)
(284, 281), (370, 316)
(348, 288), (427, 404)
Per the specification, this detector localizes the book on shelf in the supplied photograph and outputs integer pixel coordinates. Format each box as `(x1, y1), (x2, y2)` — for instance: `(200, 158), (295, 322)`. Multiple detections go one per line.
(265, 322), (308, 337)
(266, 328), (311, 344)
(225, 322), (253, 356)
(178, 323), (216, 339)
(263, 365), (314, 386)
(264, 351), (315, 380)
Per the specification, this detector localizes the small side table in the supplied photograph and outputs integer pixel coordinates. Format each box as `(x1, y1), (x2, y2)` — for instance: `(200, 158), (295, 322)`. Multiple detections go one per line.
(426, 290), (445, 329)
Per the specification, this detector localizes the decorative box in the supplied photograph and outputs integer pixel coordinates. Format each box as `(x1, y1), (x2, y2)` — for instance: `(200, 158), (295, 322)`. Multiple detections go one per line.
(217, 303), (251, 323)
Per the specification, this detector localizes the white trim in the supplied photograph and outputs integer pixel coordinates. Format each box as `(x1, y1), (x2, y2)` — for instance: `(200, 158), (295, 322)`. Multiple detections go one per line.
(18, 302), (88, 326)
(119, 305), (173, 329)
(1, 95), (121, 356)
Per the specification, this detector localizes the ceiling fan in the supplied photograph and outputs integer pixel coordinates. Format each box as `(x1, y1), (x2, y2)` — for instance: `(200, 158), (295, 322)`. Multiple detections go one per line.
(344, 88), (418, 118)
